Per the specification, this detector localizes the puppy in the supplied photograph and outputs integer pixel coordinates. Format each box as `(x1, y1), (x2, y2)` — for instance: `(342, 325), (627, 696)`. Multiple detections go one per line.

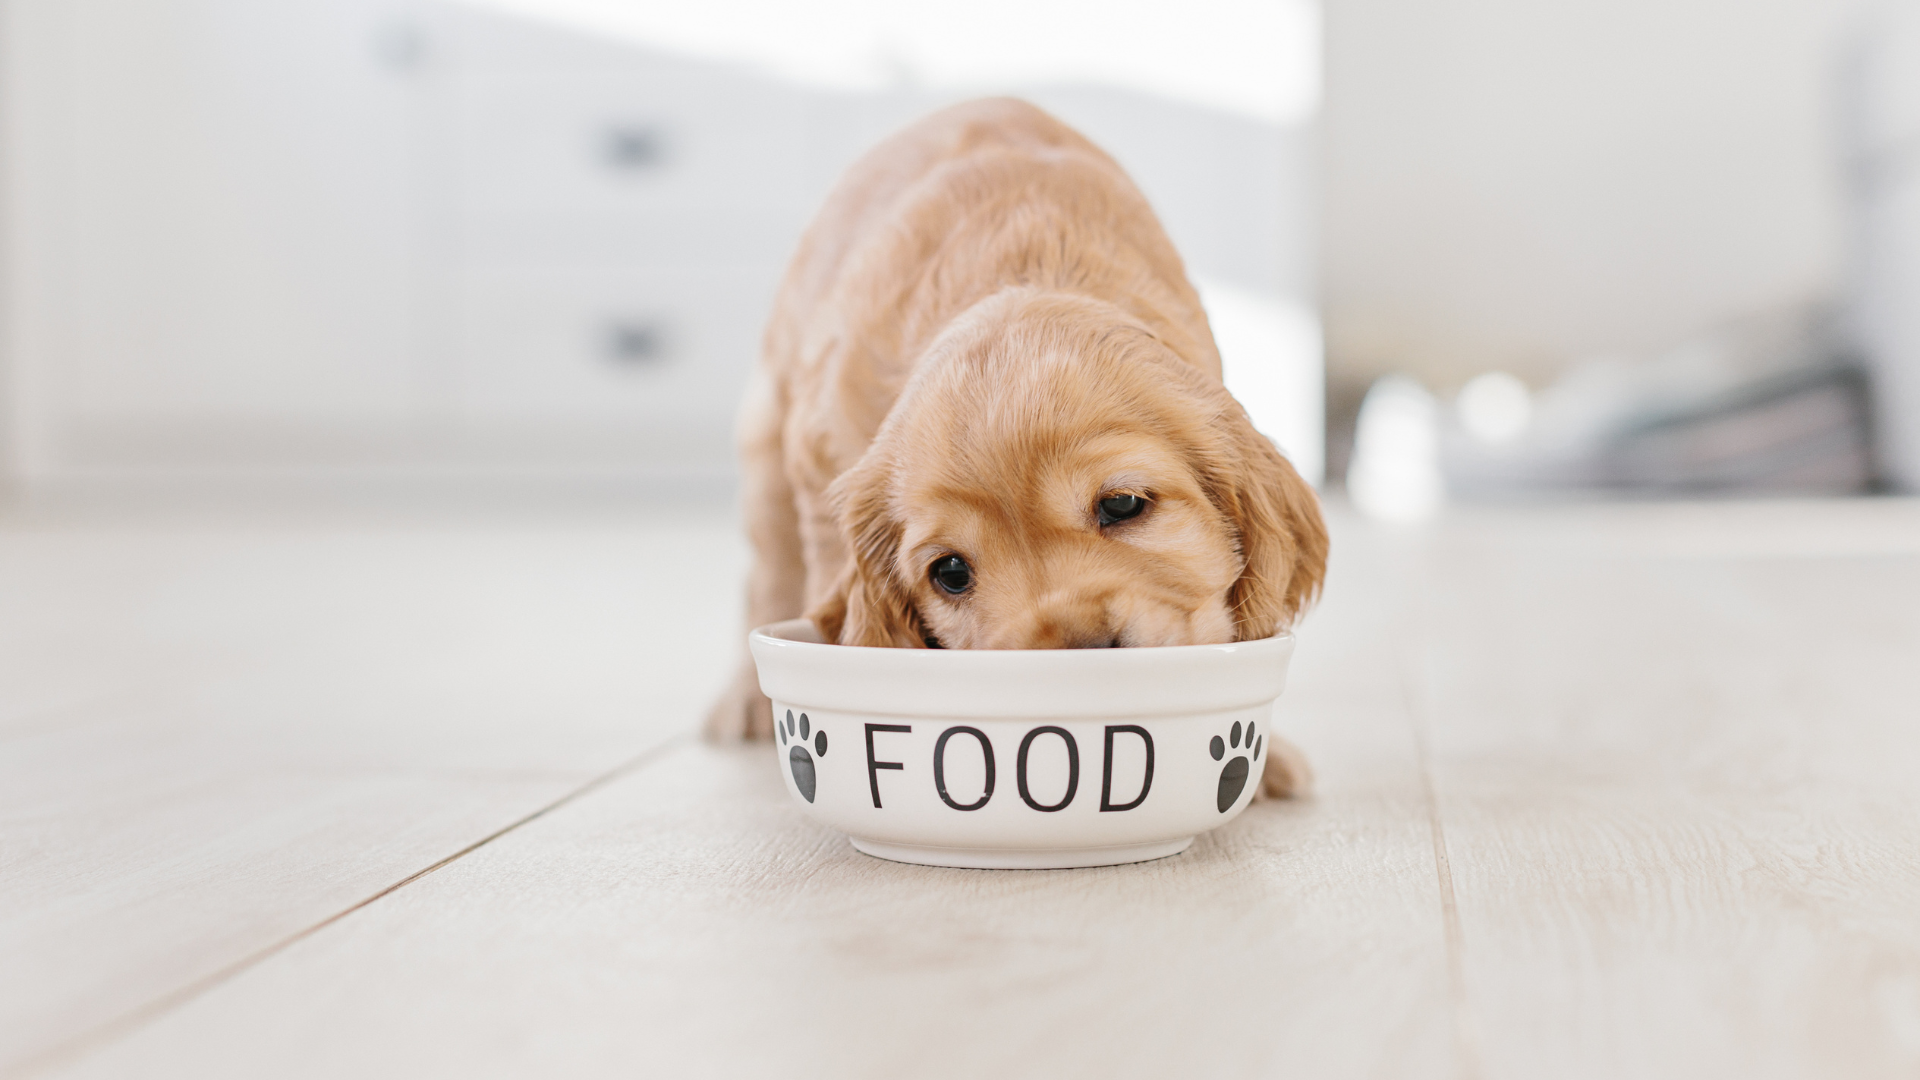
(707, 98), (1327, 798)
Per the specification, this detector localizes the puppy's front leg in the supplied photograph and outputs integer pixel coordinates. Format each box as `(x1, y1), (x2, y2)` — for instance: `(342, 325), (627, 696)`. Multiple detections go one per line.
(1258, 735), (1314, 799)
(706, 661), (775, 740)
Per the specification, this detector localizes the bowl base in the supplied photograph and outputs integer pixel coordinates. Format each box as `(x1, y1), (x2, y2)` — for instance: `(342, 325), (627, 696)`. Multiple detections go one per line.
(848, 835), (1194, 870)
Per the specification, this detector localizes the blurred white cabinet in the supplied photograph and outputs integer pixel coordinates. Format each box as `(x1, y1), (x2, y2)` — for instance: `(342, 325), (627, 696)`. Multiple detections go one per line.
(4, 0), (430, 473)
(455, 72), (815, 224)
(455, 264), (776, 428)
(2, 0), (1314, 490)
(2, 0), (811, 486)
(441, 17), (820, 438)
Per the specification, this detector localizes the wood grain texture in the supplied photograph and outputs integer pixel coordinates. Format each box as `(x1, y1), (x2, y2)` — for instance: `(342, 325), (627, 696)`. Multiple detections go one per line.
(31, 504), (1462, 1080)
(47, 740), (1459, 1080)
(1, 767), (581, 1068)
(1417, 503), (1920, 1080)
(0, 506), (746, 1073)
(12, 497), (1920, 1080)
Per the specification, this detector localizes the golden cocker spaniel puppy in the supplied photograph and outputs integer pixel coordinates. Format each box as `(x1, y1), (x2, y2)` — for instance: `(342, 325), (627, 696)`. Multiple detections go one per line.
(708, 98), (1328, 798)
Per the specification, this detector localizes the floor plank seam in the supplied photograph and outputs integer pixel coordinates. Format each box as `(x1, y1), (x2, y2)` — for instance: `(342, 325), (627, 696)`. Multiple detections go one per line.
(1407, 669), (1487, 1080)
(6, 732), (695, 1080)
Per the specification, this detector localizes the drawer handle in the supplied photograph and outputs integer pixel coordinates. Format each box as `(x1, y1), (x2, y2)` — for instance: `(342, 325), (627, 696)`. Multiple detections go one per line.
(604, 319), (670, 365)
(602, 124), (669, 171)
(372, 22), (426, 72)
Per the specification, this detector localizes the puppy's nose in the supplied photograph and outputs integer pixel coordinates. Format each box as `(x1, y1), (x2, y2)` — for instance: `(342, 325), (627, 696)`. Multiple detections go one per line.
(1005, 619), (1115, 650)
(1011, 594), (1117, 650)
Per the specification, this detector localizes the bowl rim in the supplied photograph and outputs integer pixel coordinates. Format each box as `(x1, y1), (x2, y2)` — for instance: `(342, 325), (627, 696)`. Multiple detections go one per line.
(748, 618), (1295, 719)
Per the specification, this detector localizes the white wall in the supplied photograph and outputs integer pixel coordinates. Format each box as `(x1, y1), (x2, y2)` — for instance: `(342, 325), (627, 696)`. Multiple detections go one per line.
(1323, 0), (1862, 388)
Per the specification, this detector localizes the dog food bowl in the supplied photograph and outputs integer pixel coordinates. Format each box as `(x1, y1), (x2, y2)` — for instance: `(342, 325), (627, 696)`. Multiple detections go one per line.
(748, 618), (1295, 869)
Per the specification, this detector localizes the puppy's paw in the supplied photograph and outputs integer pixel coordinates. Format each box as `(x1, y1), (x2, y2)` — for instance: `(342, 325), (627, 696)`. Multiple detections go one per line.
(703, 663), (775, 742)
(1257, 734), (1314, 800)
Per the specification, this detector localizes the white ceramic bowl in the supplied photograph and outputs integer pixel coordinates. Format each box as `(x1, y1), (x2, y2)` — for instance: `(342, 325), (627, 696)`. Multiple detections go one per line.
(748, 619), (1295, 869)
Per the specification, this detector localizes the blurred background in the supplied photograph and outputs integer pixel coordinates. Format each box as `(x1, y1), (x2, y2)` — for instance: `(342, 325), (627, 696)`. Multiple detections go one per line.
(0, 0), (1915, 515)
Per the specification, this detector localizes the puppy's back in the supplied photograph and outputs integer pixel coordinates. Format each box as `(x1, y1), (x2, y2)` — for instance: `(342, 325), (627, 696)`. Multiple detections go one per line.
(778, 99), (1107, 319)
(764, 99), (1219, 484)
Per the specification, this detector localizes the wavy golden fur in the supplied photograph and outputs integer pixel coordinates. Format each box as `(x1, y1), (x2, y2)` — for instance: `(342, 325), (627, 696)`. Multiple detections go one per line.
(707, 98), (1327, 797)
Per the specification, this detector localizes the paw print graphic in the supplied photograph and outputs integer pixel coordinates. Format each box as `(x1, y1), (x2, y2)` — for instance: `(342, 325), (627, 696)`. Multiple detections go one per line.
(777, 709), (828, 803)
(1208, 719), (1264, 813)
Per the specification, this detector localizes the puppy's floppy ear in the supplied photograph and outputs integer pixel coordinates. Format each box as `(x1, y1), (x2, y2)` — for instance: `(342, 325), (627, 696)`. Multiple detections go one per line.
(1209, 401), (1329, 640)
(807, 454), (929, 648)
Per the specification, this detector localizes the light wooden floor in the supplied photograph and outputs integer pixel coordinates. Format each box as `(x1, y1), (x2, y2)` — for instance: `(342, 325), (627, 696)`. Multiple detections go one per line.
(3, 496), (1918, 1079)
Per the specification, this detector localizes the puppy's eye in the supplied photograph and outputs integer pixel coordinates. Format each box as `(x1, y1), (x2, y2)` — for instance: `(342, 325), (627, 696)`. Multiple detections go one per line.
(1097, 493), (1146, 525)
(930, 554), (973, 594)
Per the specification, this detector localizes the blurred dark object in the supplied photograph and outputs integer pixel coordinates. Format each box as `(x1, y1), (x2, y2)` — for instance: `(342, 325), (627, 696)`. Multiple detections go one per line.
(604, 319), (672, 366)
(1603, 364), (1874, 493)
(1445, 307), (1879, 498)
(602, 124), (671, 171)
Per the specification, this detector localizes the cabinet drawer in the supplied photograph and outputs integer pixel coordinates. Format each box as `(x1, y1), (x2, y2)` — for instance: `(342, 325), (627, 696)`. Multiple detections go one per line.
(453, 264), (780, 423)
(455, 65), (820, 219)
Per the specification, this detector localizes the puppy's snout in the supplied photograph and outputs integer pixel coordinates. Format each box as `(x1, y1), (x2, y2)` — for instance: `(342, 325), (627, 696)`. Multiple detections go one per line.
(1039, 627), (1118, 650)
(1001, 592), (1117, 650)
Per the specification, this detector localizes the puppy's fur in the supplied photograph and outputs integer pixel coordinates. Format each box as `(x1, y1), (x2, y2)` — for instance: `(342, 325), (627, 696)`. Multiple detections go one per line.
(707, 99), (1327, 798)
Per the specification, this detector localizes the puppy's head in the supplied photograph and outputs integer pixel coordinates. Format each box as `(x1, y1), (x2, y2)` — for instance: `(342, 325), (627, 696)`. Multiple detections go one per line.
(811, 291), (1327, 650)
